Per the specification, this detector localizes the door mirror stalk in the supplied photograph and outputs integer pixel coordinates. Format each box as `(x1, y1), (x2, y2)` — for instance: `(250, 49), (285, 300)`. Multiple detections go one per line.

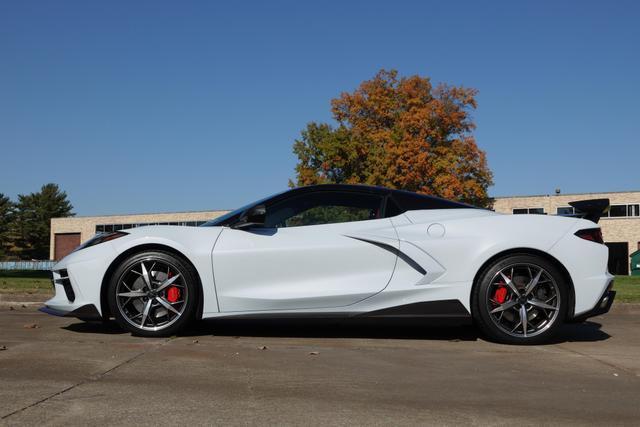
(231, 204), (266, 229)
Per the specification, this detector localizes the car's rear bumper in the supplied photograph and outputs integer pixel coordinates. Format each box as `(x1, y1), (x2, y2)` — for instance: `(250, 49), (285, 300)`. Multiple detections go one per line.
(571, 282), (616, 322)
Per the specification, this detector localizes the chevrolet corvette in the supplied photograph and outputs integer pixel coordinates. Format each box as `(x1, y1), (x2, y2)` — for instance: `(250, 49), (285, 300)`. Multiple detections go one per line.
(40, 184), (615, 344)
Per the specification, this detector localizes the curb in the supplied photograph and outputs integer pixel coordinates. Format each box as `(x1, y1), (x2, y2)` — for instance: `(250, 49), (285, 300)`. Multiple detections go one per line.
(0, 301), (43, 307)
(0, 293), (50, 307)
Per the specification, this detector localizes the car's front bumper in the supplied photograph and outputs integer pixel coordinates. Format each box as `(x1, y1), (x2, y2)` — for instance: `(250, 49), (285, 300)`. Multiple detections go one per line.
(40, 267), (101, 320)
(40, 242), (119, 321)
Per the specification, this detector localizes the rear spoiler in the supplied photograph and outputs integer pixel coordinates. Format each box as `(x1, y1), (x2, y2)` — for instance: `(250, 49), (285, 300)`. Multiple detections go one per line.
(568, 198), (610, 223)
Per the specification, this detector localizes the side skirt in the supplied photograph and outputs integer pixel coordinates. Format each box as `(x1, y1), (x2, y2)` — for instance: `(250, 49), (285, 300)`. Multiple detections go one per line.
(358, 300), (471, 319)
(205, 300), (472, 325)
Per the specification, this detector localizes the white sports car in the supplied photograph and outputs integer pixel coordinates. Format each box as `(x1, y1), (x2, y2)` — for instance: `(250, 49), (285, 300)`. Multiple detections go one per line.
(41, 184), (615, 344)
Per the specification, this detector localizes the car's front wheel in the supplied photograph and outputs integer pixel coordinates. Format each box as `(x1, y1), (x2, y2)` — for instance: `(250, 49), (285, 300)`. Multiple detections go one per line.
(472, 254), (568, 344)
(107, 250), (198, 337)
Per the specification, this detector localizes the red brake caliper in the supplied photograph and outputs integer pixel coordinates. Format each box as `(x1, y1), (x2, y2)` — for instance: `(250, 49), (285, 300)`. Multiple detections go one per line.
(165, 270), (180, 303)
(167, 286), (180, 303)
(493, 286), (508, 304)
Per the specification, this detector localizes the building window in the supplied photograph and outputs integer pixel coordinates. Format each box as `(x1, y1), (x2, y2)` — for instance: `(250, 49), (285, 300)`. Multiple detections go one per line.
(513, 208), (545, 215)
(597, 203), (640, 219)
(609, 205), (628, 218)
(557, 207), (574, 216)
(95, 220), (206, 234)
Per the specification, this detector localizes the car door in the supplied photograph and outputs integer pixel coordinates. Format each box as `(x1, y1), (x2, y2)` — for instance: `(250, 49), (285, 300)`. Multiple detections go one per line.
(211, 190), (399, 312)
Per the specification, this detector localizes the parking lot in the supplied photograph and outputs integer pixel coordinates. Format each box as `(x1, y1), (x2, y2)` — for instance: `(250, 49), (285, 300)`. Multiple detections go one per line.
(1, 304), (639, 426)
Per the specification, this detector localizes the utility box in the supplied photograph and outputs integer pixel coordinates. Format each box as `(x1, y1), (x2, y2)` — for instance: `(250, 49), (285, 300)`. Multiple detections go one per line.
(631, 250), (640, 276)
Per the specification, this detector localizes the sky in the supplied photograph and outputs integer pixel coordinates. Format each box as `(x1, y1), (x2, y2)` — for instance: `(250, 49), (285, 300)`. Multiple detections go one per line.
(1, 0), (639, 215)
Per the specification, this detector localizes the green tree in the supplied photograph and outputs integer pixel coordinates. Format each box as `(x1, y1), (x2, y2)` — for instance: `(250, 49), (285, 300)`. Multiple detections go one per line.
(0, 193), (14, 259)
(291, 69), (494, 207)
(12, 184), (74, 260)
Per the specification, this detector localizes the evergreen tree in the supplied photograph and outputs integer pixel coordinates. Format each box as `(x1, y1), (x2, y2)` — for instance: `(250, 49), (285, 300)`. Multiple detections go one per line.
(12, 184), (74, 259)
(0, 193), (14, 259)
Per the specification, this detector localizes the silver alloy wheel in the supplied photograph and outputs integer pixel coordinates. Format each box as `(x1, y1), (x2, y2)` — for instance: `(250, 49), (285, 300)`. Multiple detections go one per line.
(486, 263), (561, 338)
(115, 257), (188, 332)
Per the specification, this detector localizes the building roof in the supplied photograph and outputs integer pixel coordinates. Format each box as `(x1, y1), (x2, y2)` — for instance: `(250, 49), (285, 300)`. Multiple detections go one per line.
(56, 209), (230, 220)
(493, 189), (640, 199)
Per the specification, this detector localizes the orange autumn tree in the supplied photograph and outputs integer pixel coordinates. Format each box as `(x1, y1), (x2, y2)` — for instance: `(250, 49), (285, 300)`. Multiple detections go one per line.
(291, 69), (494, 207)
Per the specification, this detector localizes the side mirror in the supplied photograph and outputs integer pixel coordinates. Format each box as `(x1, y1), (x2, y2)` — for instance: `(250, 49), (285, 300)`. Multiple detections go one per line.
(231, 204), (266, 229)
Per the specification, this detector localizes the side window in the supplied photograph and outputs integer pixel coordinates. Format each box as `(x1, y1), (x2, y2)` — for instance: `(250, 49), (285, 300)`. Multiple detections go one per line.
(264, 191), (384, 228)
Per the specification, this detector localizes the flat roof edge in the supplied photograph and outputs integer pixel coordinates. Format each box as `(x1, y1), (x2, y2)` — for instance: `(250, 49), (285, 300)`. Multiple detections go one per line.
(493, 190), (640, 199)
(52, 209), (231, 220)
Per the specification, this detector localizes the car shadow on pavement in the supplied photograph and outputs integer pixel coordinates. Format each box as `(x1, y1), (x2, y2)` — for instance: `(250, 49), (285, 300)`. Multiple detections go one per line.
(186, 318), (482, 341)
(62, 318), (611, 344)
(63, 318), (481, 341)
(63, 320), (128, 335)
(550, 321), (611, 344)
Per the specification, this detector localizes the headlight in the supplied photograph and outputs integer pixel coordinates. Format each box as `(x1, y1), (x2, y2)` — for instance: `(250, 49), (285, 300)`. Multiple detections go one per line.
(74, 231), (128, 252)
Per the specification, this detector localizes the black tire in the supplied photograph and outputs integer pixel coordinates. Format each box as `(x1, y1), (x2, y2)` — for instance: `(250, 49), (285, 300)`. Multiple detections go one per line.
(472, 254), (568, 345)
(107, 250), (199, 337)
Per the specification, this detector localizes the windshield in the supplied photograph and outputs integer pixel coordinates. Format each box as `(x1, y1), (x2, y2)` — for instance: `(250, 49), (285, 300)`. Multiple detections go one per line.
(200, 189), (288, 227)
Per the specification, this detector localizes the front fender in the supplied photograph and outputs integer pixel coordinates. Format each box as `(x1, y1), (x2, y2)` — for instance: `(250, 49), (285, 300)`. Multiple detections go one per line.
(109, 227), (223, 315)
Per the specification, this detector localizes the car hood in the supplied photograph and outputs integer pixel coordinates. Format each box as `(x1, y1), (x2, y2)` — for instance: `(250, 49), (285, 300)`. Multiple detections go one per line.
(120, 225), (223, 239)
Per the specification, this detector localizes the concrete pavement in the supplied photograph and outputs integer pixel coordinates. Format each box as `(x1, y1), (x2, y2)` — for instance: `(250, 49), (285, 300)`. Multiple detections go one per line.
(1, 304), (639, 426)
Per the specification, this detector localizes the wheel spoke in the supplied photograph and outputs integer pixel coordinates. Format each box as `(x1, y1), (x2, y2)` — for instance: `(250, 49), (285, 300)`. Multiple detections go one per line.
(156, 296), (180, 315)
(140, 299), (152, 327)
(490, 299), (519, 314)
(519, 305), (528, 337)
(529, 298), (558, 311)
(149, 262), (157, 278)
(118, 291), (147, 298)
(510, 320), (522, 333)
(524, 269), (543, 296)
(499, 271), (520, 296)
(156, 273), (181, 293)
(140, 262), (152, 290)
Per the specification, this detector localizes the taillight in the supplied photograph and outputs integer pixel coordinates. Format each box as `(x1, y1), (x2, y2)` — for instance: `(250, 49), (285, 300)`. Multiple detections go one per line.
(575, 228), (604, 244)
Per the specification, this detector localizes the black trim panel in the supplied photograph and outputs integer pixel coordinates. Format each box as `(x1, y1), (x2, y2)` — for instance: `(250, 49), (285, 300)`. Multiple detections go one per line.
(39, 304), (102, 321)
(360, 300), (471, 318)
(212, 300), (470, 321)
(347, 236), (427, 275)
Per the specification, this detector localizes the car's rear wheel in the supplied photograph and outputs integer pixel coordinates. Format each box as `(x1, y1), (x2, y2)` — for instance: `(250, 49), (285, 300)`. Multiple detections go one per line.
(472, 254), (568, 344)
(107, 251), (198, 337)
